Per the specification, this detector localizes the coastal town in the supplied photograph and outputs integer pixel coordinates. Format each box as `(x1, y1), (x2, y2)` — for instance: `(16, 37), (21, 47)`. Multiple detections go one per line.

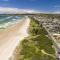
(33, 14), (60, 59)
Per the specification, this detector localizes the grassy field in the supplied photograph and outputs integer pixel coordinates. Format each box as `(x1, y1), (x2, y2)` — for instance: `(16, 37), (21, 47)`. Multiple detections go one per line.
(12, 17), (56, 60)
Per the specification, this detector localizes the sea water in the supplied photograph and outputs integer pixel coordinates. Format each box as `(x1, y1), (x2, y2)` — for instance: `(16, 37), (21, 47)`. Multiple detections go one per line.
(0, 14), (22, 31)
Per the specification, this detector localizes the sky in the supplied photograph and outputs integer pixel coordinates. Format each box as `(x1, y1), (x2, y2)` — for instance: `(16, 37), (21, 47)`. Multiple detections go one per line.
(0, 0), (60, 13)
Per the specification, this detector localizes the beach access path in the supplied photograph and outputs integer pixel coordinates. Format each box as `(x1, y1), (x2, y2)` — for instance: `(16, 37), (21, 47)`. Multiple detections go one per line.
(0, 16), (30, 60)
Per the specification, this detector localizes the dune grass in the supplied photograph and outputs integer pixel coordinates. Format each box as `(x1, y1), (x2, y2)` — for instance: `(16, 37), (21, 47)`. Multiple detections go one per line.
(12, 17), (56, 60)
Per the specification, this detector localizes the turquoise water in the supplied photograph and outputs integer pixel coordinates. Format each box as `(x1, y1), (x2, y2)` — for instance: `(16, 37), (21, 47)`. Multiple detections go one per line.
(0, 14), (22, 30)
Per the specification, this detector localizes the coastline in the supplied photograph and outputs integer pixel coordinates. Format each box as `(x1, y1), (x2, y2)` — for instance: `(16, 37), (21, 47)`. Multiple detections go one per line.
(0, 16), (30, 60)
(12, 17), (56, 60)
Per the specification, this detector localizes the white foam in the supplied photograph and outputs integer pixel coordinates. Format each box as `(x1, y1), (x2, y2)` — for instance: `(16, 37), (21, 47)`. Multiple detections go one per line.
(0, 22), (14, 29)
(0, 16), (22, 29)
(0, 16), (13, 21)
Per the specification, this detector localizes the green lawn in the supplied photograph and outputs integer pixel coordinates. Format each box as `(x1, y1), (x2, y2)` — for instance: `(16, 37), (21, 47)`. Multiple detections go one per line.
(12, 17), (56, 60)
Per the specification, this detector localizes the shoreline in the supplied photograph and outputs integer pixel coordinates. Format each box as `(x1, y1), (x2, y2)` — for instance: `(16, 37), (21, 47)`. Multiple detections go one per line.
(0, 16), (30, 60)
(12, 17), (56, 60)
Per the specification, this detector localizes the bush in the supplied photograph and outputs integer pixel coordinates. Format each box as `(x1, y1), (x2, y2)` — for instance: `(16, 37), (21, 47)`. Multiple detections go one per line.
(28, 18), (48, 35)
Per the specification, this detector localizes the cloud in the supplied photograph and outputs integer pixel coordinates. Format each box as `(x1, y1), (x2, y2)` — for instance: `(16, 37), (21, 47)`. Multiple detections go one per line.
(0, 7), (18, 14)
(54, 5), (60, 8)
(28, 0), (36, 1)
(0, 7), (40, 14)
(52, 5), (60, 14)
(3, 0), (9, 1)
(52, 11), (60, 14)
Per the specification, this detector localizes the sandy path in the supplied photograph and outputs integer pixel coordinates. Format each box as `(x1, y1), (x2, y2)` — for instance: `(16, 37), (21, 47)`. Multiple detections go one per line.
(0, 16), (30, 60)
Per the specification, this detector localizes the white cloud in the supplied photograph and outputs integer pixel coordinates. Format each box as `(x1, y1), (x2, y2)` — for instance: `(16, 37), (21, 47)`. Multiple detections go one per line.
(0, 7), (18, 14)
(3, 0), (9, 1)
(28, 0), (36, 2)
(52, 5), (60, 14)
(0, 7), (40, 14)
(52, 11), (60, 14)
(54, 5), (60, 8)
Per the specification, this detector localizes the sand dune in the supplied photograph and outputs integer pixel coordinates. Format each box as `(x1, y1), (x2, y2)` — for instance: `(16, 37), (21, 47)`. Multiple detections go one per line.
(0, 16), (30, 60)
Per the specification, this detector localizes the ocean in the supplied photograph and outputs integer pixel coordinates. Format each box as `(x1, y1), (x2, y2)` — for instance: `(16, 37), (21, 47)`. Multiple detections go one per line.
(0, 14), (22, 30)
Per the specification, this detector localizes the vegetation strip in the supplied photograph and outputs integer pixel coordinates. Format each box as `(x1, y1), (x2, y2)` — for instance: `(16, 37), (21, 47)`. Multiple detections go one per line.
(12, 17), (56, 60)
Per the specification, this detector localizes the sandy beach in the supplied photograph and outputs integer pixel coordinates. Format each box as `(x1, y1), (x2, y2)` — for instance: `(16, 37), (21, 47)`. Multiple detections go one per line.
(0, 16), (30, 60)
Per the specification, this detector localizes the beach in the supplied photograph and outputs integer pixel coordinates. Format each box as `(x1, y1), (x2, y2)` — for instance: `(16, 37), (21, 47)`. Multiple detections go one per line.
(0, 16), (30, 60)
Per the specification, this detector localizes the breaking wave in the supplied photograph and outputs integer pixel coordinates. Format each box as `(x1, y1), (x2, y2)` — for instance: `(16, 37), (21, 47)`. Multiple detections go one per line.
(0, 15), (22, 30)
